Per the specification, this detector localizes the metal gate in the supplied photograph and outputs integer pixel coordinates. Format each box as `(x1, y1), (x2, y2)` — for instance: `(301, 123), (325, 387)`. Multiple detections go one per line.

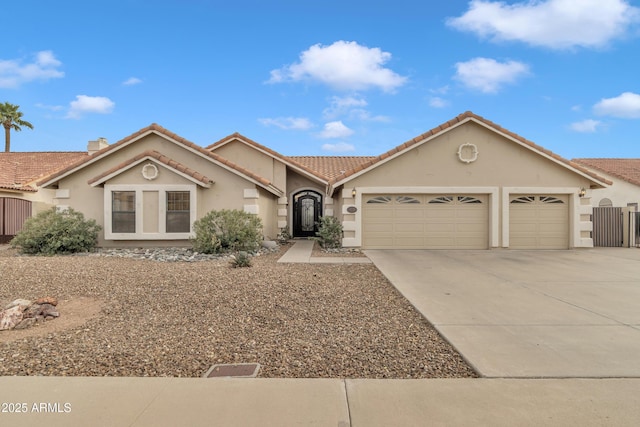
(592, 207), (623, 247)
(0, 197), (32, 243)
(633, 212), (640, 248)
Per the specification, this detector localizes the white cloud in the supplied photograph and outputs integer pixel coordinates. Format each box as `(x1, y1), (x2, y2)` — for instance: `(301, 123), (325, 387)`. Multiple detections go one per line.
(0, 50), (64, 88)
(570, 119), (602, 133)
(258, 117), (313, 130)
(123, 77), (142, 86)
(429, 97), (449, 108)
(318, 121), (354, 139)
(454, 57), (530, 93)
(323, 96), (368, 118)
(321, 142), (356, 153)
(593, 92), (640, 118)
(322, 95), (389, 122)
(67, 95), (115, 119)
(447, 0), (640, 50)
(268, 40), (407, 92)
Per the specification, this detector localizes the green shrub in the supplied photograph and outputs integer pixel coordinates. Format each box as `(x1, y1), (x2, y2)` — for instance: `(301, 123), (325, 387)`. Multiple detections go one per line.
(314, 216), (343, 249)
(191, 209), (263, 254)
(276, 227), (292, 243)
(10, 207), (101, 255)
(230, 251), (252, 268)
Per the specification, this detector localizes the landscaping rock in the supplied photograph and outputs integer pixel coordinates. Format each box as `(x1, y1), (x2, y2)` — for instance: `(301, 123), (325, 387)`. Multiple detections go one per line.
(4, 299), (32, 310)
(39, 304), (59, 319)
(14, 317), (37, 330)
(0, 305), (24, 330)
(35, 296), (58, 306)
(0, 298), (61, 331)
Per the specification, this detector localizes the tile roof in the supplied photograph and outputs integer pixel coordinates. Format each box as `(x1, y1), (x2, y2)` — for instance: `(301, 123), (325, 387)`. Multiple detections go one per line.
(208, 133), (328, 183)
(288, 156), (377, 181)
(87, 150), (214, 187)
(572, 158), (640, 187)
(328, 111), (611, 187)
(0, 152), (88, 192)
(38, 124), (281, 195)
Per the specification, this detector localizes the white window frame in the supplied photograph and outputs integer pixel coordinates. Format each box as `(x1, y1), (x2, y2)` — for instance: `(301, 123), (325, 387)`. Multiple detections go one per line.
(104, 184), (197, 240)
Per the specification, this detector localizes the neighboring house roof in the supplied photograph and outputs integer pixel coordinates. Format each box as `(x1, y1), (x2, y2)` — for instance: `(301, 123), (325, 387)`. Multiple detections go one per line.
(328, 111), (612, 191)
(572, 159), (640, 188)
(0, 152), (88, 192)
(288, 156), (377, 181)
(208, 132), (329, 183)
(38, 124), (283, 197)
(88, 150), (214, 187)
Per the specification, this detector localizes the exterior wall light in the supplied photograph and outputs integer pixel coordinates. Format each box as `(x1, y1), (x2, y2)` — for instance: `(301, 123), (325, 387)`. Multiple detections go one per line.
(352, 188), (357, 198)
(579, 188), (586, 198)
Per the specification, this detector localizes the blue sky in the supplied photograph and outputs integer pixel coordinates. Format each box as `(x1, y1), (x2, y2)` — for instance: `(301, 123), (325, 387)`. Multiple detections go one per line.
(2, 0), (640, 159)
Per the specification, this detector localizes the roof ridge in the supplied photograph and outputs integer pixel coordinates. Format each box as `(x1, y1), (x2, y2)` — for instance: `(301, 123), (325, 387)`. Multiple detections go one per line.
(328, 111), (610, 186)
(208, 132), (329, 182)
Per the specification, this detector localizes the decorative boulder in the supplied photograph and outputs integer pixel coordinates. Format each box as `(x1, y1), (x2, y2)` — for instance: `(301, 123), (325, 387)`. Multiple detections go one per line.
(35, 296), (58, 306)
(3, 299), (32, 310)
(0, 306), (24, 330)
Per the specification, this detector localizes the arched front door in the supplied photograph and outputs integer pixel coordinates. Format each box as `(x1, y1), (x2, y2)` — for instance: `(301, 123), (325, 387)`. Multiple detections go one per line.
(293, 190), (322, 238)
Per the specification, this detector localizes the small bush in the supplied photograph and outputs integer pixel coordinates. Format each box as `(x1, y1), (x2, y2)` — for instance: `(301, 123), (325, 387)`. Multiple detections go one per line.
(10, 207), (101, 255)
(191, 209), (263, 254)
(276, 227), (292, 243)
(314, 216), (343, 249)
(230, 251), (252, 268)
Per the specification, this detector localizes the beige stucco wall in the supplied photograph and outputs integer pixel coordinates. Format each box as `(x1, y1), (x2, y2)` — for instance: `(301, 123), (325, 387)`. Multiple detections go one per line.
(338, 121), (597, 248)
(586, 171), (640, 208)
(211, 140), (287, 191)
(345, 123), (592, 189)
(50, 133), (277, 247)
(0, 189), (57, 215)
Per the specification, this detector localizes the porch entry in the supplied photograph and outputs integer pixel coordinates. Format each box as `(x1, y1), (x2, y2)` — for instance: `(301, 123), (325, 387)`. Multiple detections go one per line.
(292, 190), (322, 238)
(0, 197), (32, 243)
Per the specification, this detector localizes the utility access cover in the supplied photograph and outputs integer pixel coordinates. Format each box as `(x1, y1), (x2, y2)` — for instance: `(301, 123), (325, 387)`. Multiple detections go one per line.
(203, 363), (260, 378)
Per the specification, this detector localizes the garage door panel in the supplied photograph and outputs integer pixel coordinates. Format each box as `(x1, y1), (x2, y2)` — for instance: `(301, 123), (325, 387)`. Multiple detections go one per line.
(456, 223), (486, 232)
(509, 195), (568, 249)
(365, 222), (394, 233)
(395, 209), (424, 219)
(363, 194), (488, 249)
(396, 223), (425, 232)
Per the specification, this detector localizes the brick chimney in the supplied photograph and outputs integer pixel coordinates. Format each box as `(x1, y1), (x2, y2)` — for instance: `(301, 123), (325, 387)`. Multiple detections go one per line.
(87, 137), (109, 155)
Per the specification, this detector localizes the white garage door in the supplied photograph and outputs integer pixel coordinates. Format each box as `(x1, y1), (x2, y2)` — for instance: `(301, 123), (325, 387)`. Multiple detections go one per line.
(362, 194), (489, 249)
(509, 195), (569, 249)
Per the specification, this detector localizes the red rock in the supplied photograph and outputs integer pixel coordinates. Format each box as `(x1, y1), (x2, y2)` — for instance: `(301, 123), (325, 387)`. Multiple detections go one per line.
(35, 296), (58, 306)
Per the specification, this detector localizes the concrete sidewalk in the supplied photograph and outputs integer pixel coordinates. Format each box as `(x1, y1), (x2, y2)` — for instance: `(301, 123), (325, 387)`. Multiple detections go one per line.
(1, 376), (639, 427)
(277, 239), (371, 264)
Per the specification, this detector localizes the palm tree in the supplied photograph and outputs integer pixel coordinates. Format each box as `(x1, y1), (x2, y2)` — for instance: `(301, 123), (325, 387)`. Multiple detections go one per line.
(0, 102), (34, 152)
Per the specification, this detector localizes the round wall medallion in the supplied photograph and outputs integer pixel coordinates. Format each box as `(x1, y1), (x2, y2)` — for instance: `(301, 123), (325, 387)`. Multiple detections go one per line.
(141, 163), (159, 180)
(347, 206), (357, 213)
(457, 143), (478, 164)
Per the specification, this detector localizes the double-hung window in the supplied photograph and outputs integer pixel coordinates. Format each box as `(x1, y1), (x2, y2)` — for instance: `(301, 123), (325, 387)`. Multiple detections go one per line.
(112, 191), (136, 233)
(166, 191), (190, 233)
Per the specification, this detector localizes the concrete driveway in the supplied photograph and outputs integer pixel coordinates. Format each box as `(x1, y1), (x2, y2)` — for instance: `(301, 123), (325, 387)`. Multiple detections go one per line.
(366, 248), (640, 378)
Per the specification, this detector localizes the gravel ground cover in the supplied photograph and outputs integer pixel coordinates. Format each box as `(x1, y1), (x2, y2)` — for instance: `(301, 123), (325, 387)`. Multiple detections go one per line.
(310, 241), (367, 258)
(0, 246), (476, 378)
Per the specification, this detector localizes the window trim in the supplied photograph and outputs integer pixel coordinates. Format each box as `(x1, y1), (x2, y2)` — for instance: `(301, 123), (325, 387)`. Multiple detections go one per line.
(104, 184), (196, 240)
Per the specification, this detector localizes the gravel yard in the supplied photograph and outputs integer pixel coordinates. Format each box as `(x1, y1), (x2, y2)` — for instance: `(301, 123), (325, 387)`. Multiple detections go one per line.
(0, 245), (476, 378)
